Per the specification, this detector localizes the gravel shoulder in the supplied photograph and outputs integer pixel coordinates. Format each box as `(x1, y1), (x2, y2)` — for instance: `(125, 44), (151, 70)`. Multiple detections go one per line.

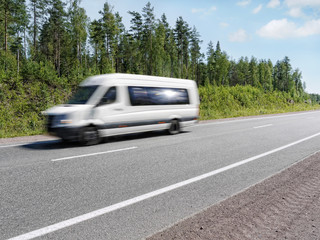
(148, 151), (320, 240)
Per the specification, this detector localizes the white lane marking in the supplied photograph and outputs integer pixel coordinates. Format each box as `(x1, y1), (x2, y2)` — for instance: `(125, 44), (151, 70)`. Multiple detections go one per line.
(253, 124), (273, 129)
(51, 147), (138, 162)
(7, 131), (320, 240)
(0, 143), (26, 148)
(195, 111), (320, 127)
(0, 140), (59, 149)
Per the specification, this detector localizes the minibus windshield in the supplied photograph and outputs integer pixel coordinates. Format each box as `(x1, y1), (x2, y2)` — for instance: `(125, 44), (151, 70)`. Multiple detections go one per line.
(67, 85), (98, 104)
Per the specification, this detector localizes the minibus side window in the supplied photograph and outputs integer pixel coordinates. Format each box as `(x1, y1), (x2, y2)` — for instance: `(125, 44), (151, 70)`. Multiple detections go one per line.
(128, 87), (149, 105)
(128, 86), (189, 106)
(98, 87), (116, 105)
(148, 88), (189, 105)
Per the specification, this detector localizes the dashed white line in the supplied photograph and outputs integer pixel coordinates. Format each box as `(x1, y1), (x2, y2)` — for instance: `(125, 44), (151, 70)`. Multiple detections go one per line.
(51, 146), (138, 162)
(7, 131), (320, 240)
(253, 124), (273, 129)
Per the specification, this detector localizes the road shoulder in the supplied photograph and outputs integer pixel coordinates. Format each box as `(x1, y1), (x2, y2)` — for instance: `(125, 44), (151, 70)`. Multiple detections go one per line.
(0, 135), (58, 144)
(148, 151), (320, 240)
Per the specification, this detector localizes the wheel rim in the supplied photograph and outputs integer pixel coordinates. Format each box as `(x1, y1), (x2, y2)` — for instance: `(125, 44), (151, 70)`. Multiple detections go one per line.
(169, 120), (180, 135)
(82, 127), (99, 145)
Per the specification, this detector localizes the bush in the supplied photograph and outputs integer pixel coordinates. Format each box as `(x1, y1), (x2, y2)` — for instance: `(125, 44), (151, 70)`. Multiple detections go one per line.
(199, 84), (320, 120)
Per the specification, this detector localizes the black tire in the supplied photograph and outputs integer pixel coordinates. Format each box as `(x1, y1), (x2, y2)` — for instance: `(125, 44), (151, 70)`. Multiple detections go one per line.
(80, 126), (100, 146)
(167, 119), (180, 135)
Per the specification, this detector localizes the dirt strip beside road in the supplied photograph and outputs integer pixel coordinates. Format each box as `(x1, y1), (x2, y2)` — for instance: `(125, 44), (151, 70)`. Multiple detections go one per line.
(148, 152), (320, 240)
(0, 135), (58, 144)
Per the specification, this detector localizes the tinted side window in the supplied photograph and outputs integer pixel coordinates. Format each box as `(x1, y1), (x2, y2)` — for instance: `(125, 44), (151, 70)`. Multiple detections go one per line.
(148, 88), (189, 105)
(99, 87), (116, 105)
(128, 87), (150, 105)
(128, 86), (189, 106)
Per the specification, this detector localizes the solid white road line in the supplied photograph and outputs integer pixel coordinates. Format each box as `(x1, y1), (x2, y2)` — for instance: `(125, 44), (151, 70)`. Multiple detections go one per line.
(195, 111), (320, 127)
(7, 131), (320, 240)
(253, 124), (273, 129)
(51, 146), (138, 162)
(0, 143), (26, 148)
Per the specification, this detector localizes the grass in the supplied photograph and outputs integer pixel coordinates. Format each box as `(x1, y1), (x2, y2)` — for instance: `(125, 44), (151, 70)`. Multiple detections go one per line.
(199, 85), (320, 120)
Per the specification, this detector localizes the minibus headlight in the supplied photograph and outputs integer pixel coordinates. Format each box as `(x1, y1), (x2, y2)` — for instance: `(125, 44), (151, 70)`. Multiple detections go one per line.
(60, 119), (73, 124)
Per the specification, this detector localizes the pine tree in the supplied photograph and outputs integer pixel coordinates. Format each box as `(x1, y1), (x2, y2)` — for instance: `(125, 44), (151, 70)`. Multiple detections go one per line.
(89, 19), (105, 73)
(114, 12), (125, 73)
(153, 20), (166, 76)
(228, 59), (238, 86)
(42, 0), (67, 76)
(159, 14), (171, 76)
(249, 56), (259, 87)
(293, 68), (303, 97)
(4, 0), (28, 73)
(29, 0), (49, 59)
(167, 29), (178, 78)
(237, 57), (250, 85)
(68, 0), (88, 72)
(100, 1), (118, 71)
(128, 10), (143, 73)
(213, 41), (229, 86)
(206, 41), (215, 85)
(213, 41), (221, 84)
(0, 0), (15, 51)
(189, 26), (202, 83)
(174, 17), (190, 78)
(258, 60), (273, 91)
(282, 56), (294, 93)
(142, 2), (155, 75)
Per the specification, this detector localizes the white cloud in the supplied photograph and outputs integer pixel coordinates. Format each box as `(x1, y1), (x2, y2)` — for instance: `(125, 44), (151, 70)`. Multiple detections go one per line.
(191, 8), (203, 13)
(257, 19), (297, 39)
(257, 18), (320, 39)
(237, 0), (251, 7)
(229, 29), (250, 42)
(210, 6), (217, 11)
(284, 0), (320, 18)
(253, 4), (263, 14)
(267, 0), (280, 8)
(191, 6), (217, 15)
(298, 19), (320, 35)
(288, 7), (304, 17)
(285, 0), (320, 8)
(220, 22), (229, 28)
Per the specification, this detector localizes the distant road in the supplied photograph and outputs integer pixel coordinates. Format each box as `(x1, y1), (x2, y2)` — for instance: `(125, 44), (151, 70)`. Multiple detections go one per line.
(2, 111), (320, 240)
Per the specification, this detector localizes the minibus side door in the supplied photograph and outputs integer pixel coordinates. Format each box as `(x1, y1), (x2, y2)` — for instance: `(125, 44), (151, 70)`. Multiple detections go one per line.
(94, 86), (126, 136)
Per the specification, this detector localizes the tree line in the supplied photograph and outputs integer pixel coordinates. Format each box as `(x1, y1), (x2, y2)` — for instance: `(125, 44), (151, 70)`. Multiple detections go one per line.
(0, 0), (313, 100)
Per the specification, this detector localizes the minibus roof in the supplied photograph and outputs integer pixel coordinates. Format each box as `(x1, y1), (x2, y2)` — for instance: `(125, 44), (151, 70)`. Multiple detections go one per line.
(81, 73), (196, 87)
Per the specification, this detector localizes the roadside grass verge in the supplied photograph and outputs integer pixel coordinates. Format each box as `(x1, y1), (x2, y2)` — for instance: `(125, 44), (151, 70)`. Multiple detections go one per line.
(199, 85), (320, 120)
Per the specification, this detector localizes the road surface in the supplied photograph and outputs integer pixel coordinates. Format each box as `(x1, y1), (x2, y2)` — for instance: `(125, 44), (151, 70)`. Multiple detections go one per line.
(1, 111), (320, 240)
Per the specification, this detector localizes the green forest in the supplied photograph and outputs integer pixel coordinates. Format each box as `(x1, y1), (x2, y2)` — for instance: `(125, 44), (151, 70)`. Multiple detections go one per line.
(0, 0), (320, 138)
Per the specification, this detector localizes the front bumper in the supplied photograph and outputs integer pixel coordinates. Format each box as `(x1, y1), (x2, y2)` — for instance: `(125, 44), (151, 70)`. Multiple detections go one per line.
(47, 126), (81, 141)
(46, 115), (82, 141)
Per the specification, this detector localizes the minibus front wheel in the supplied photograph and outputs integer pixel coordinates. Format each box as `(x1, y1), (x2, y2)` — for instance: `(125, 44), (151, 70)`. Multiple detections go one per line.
(80, 126), (101, 145)
(167, 119), (180, 135)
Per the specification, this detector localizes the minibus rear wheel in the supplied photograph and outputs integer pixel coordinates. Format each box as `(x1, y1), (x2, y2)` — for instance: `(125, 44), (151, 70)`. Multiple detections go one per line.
(80, 126), (101, 145)
(167, 119), (180, 135)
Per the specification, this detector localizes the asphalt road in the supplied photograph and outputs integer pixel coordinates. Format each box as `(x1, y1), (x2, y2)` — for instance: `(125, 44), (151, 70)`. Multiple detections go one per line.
(2, 111), (320, 240)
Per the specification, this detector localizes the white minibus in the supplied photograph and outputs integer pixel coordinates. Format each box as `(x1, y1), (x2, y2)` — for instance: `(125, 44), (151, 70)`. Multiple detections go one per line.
(45, 73), (200, 145)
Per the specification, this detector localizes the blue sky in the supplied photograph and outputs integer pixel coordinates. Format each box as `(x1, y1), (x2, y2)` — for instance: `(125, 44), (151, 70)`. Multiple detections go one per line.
(81, 0), (320, 94)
